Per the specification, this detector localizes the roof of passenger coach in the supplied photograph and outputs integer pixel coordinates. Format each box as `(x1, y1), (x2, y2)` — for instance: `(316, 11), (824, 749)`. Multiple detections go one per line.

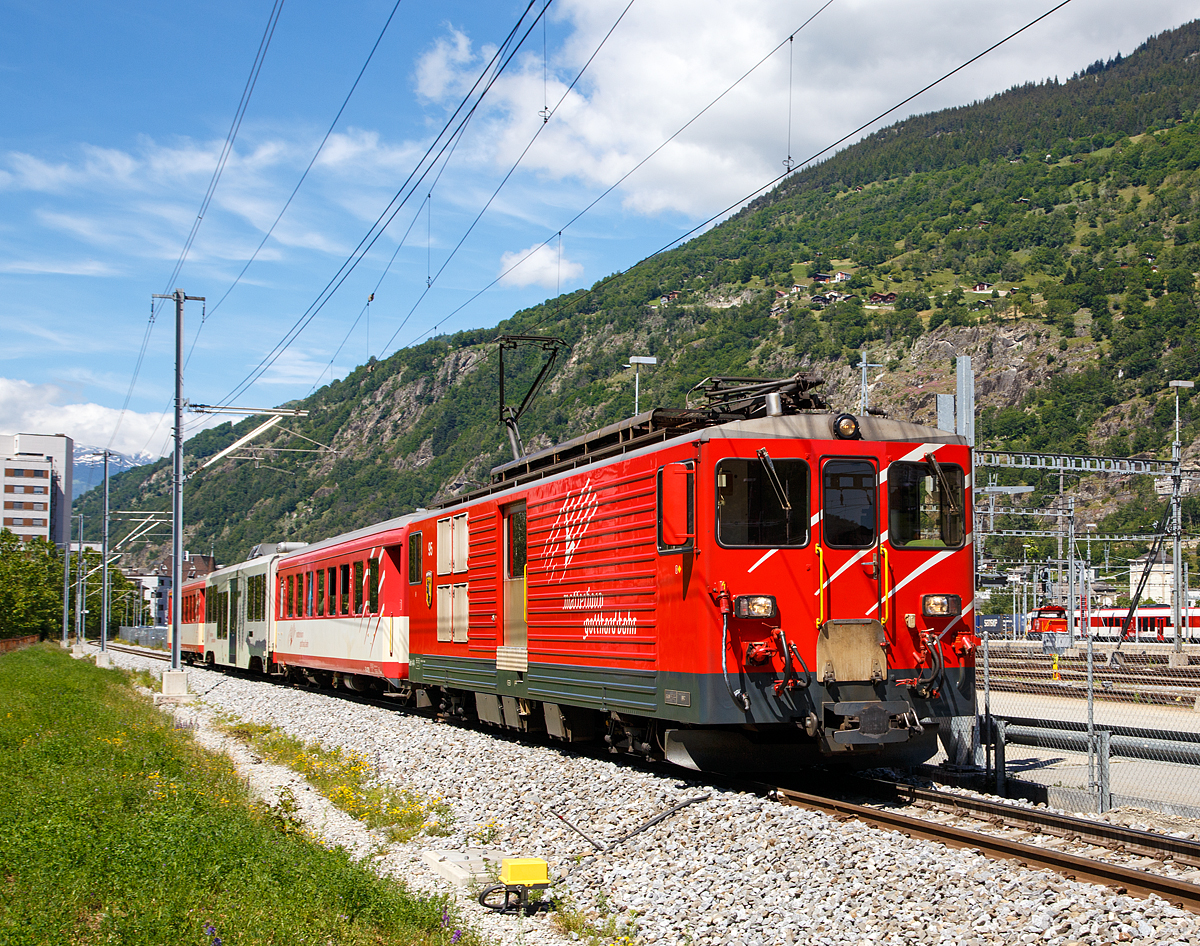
(276, 511), (424, 568)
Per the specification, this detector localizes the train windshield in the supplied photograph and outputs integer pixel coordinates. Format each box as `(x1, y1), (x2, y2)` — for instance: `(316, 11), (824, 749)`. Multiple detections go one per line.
(716, 457), (809, 547)
(888, 460), (965, 548)
(822, 459), (877, 548)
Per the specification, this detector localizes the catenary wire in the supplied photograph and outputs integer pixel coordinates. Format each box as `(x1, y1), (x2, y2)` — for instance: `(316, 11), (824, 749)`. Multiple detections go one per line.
(402, 0), (1075, 350)
(107, 0), (286, 456)
(373, 0), (642, 358)
(390, 0), (835, 351)
(196, 0), (409, 335)
(213, 0), (549, 408)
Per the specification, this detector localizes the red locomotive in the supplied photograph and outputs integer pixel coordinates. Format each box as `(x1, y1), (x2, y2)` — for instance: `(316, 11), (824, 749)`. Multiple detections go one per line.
(178, 375), (976, 771)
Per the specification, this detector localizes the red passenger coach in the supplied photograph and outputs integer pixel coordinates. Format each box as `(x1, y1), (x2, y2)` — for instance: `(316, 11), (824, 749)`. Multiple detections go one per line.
(400, 376), (977, 771)
(272, 522), (413, 686)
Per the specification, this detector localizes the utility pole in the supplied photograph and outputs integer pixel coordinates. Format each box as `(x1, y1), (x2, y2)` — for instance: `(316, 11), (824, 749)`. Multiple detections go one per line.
(152, 288), (203, 694)
(60, 526), (71, 648)
(73, 513), (84, 650)
(1067, 497), (1076, 643)
(1169, 379), (1193, 663)
(854, 347), (883, 415)
(98, 451), (112, 668)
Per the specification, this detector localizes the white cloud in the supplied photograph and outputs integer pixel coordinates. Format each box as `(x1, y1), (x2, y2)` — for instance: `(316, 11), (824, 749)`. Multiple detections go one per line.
(418, 0), (1200, 219)
(0, 258), (117, 276)
(498, 241), (583, 289)
(0, 377), (172, 457)
(415, 27), (477, 102)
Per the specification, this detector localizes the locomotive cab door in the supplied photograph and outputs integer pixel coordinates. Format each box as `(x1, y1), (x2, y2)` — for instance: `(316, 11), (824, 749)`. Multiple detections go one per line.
(502, 503), (528, 652)
(816, 458), (885, 684)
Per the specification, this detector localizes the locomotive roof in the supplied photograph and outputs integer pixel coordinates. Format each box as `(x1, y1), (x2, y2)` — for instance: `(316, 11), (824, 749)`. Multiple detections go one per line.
(450, 407), (966, 505)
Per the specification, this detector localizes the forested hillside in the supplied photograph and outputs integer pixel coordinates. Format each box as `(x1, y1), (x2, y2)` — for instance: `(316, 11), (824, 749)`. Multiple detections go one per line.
(78, 20), (1200, 569)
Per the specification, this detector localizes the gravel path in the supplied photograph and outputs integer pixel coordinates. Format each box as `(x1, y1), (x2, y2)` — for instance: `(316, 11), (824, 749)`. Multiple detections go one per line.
(101, 648), (1200, 946)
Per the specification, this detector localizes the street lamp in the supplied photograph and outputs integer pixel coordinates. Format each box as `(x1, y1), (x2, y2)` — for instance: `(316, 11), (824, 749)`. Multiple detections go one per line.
(626, 355), (657, 416)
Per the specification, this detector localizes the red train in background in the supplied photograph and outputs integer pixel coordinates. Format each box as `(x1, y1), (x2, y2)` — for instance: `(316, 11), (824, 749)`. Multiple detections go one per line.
(176, 375), (977, 771)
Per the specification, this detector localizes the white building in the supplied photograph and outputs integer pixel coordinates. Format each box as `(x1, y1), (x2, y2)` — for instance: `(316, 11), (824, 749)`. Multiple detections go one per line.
(2, 433), (73, 545)
(1129, 558), (1177, 604)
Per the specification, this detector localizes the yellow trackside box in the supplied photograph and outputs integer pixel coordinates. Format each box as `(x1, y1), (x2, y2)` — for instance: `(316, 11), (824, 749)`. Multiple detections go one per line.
(499, 857), (549, 886)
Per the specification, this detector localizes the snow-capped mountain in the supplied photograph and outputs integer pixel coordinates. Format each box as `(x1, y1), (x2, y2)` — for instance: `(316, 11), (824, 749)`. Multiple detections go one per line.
(72, 445), (158, 499)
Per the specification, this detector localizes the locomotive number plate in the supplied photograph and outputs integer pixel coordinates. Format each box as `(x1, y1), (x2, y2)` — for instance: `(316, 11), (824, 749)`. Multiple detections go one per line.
(664, 689), (691, 707)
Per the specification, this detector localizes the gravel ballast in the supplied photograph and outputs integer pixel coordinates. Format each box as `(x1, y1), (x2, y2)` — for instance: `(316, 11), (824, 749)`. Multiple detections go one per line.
(103, 649), (1200, 946)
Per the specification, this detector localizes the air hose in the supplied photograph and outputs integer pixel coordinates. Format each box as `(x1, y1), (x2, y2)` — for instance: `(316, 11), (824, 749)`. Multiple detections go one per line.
(721, 612), (750, 711)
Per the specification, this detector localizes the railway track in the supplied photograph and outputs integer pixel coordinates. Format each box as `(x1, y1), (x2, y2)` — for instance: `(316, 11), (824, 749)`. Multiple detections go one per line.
(101, 641), (1200, 911)
(775, 786), (1200, 912)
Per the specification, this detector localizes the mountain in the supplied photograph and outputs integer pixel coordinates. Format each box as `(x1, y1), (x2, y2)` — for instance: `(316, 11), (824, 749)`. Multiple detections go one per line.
(76, 20), (1200, 572)
(72, 445), (157, 500)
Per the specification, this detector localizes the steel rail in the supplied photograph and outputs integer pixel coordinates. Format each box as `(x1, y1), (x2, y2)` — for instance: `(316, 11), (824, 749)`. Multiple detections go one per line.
(855, 778), (1200, 868)
(103, 643), (170, 662)
(775, 787), (1200, 912)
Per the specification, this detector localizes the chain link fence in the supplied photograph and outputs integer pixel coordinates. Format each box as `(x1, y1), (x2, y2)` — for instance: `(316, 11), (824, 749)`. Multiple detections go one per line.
(960, 615), (1200, 818)
(117, 625), (168, 649)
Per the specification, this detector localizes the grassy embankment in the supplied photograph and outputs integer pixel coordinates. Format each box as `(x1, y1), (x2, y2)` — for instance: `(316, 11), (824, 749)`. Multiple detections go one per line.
(0, 645), (479, 946)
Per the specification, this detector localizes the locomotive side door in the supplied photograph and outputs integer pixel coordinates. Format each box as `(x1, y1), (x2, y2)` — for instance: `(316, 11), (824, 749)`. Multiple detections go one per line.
(502, 502), (528, 652)
(816, 458), (884, 678)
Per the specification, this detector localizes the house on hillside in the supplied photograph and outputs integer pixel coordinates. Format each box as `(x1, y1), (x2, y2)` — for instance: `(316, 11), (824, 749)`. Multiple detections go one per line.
(868, 291), (898, 304)
(833, 271), (853, 283)
(971, 282), (994, 293)
(659, 290), (681, 305)
(811, 273), (832, 284)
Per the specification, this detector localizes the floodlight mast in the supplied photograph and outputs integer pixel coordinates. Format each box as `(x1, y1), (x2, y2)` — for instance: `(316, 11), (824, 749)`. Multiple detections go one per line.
(1170, 380), (1194, 655)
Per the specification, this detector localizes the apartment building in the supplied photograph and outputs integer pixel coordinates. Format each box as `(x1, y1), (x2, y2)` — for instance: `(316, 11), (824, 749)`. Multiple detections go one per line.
(2, 433), (73, 545)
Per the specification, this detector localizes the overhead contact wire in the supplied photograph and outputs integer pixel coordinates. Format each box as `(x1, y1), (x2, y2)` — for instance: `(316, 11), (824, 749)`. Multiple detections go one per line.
(217, 0), (548, 407)
(432, 0), (1076, 345)
(108, 0), (285, 451)
(376, 0), (641, 356)
(400, 0), (834, 349)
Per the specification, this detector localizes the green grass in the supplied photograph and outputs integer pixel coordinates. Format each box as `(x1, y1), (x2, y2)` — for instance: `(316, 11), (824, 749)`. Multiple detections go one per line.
(0, 645), (481, 946)
(221, 720), (454, 842)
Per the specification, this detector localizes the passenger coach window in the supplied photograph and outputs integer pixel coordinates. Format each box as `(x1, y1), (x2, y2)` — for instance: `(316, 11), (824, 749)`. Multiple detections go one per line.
(408, 532), (422, 584)
(353, 561), (364, 614)
(888, 460), (965, 549)
(716, 458), (809, 547)
(316, 570), (325, 616)
(340, 563), (350, 614)
(327, 567), (337, 614)
(368, 559), (379, 613)
(287, 575), (295, 617)
(822, 460), (877, 548)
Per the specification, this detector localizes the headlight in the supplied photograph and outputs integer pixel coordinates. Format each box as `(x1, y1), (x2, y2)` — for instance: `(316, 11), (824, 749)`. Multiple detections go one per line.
(923, 594), (962, 617)
(734, 595), (778, 619)
(834, 413), (860, 439)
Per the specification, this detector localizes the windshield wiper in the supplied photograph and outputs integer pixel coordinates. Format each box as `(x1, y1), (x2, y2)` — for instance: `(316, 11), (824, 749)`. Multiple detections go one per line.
(924, 451), (961, 514)
(756, 447), (792, 512)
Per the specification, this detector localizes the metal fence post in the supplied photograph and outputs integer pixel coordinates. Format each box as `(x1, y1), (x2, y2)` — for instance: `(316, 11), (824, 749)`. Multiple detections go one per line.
(995, 719), (1007, 796)
(1098, 728), (1112, 813)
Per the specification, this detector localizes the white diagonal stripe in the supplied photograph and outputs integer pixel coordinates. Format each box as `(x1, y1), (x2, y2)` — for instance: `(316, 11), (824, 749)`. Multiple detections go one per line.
(748, 548), (778, 573)
(866, 548), (958, 614)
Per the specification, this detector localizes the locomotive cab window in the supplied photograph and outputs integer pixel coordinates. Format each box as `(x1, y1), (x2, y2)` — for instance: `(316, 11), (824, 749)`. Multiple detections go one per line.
(716, 457), (809, 547)
(822, 459), (877, 548)
(657, 462), (694, 552)
(408, 531), (422, 584)
(888, 459), (965, 549)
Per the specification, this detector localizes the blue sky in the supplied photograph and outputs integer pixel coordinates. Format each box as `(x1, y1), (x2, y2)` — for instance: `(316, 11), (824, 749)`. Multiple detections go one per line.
(1, 0), (1196, 455)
